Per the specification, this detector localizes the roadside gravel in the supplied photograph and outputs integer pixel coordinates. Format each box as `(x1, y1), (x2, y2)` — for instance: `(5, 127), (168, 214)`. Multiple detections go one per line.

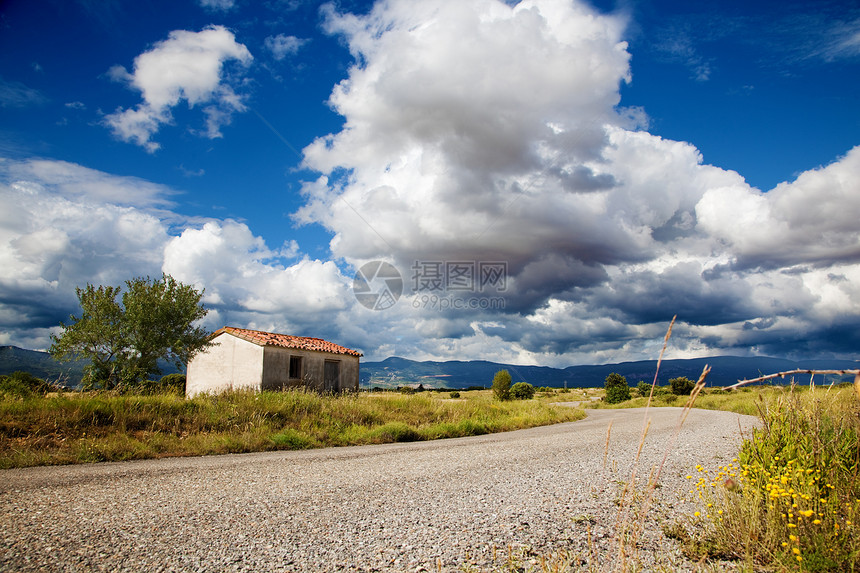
(0, 407), (758, 572)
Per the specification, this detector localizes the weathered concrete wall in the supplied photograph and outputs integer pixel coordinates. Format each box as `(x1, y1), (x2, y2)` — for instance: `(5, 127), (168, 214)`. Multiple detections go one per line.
(340, 354), (360, 392)
(186, 335), (263, 397)
(261, 347), (360, 392)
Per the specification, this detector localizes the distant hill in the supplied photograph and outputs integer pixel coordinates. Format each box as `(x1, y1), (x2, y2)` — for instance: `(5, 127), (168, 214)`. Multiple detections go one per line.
(0, 346), (182, 387)
(0, 346), (86, 386)
(4, 345), (855, 390)
(360, 355), (860, 389)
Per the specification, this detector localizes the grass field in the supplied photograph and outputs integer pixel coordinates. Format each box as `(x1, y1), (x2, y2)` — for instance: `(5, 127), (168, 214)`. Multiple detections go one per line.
(3, 373), (858, 570)
(0, 388), (585, 469)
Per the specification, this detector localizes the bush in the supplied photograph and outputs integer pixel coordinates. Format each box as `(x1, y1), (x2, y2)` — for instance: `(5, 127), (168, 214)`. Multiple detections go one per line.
(492, 370), (512, 401)
(449, 391), (461, 398)
(0, 376), (33, 400)
(132, 373), (186, 395)
(636, 381), (651, 396)
(604, 373), (630, 404)
(0, 372), (53, 399)
(669, 376), (695, 395)
(510, 382), (536, 400)
(159, 373), (186, 393)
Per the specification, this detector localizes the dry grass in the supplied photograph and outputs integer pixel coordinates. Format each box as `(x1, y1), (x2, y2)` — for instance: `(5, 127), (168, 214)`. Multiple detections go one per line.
(0, 389), (584, 468)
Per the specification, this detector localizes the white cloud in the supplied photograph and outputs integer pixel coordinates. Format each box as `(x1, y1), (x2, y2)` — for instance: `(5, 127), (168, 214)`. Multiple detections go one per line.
(0, 158), (348, 353)
(164, 221), (350, 318)
(4, 0), (860, 366)
(696, 146), (860, 267)
(300, 0), (633, 274)
(264, 34), (308, 60)
(199, 0), (236, 12)
(0, 160), (172, 339)
(293, 0), (860, 362)
(104, 25), (253, 151)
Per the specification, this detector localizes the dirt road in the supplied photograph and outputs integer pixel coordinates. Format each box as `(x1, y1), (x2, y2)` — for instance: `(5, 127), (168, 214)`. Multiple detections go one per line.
(0, 407), (757, 572)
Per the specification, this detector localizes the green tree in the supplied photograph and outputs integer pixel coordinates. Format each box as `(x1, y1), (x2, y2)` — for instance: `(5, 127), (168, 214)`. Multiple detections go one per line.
(510, 382), (536, 400)
(50, 275), (210, 390)
(604, 372), (631, 404)
(492, 369), (512, 401)
(669, 376), (695, 396)
(636, 380), (651, 397)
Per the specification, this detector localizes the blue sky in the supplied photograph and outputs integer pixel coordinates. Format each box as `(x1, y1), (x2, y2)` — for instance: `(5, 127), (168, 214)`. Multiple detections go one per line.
(1, 0), (859, 367)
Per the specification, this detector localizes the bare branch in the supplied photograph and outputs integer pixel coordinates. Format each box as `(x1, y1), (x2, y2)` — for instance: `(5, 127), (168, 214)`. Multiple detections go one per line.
(727, 369), (860, 390)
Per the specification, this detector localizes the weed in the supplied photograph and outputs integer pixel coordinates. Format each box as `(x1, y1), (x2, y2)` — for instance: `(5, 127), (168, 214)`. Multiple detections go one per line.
(681, 382), (860, 571)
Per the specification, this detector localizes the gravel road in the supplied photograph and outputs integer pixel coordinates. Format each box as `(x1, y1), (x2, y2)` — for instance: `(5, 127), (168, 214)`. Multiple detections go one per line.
(1, 407), (758, 572)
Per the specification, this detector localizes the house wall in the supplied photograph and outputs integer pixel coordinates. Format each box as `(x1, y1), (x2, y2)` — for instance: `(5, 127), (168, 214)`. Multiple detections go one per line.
(186, 334), (264, 397)
(261, 347), (360, 392)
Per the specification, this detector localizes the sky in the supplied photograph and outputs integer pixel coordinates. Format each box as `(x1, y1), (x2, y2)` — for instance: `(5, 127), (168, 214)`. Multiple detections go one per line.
(1, 0), (859, 367)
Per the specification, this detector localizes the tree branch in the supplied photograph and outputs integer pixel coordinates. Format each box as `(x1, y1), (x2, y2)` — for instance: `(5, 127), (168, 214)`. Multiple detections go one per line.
(727, 369), (860, 390)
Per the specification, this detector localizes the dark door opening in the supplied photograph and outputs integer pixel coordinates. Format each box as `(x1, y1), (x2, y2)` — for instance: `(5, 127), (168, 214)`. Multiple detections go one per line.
(324, 360), (340, 392)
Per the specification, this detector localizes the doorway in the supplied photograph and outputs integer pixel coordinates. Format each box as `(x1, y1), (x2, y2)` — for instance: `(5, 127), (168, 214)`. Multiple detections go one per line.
(324, 360), (340, 392)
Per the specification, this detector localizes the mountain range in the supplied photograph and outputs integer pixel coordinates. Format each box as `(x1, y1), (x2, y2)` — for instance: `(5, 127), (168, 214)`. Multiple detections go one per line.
(360, 355), (859, 389)
(1, 345), (856, 389)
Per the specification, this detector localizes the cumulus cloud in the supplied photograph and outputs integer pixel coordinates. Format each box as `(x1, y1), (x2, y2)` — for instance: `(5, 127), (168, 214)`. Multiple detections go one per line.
(293, 0), (860, 362)
(163, 221), (349, 319)
(0, 157), (353, 352)
(697, 146), (860, 268)
(0, 159), (172, 346)
(104, 25), (253, 152)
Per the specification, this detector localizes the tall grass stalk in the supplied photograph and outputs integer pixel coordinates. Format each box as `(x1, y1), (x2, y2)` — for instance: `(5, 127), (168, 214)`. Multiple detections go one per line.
(610, 316), (719, 570)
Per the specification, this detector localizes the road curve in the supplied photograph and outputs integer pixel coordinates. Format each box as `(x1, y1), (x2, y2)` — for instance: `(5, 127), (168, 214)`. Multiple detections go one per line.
(1, 407), (758, 572)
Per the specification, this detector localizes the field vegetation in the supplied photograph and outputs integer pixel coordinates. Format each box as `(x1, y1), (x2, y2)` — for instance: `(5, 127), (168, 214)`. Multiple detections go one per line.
(591, 364), (860, 572)
(0, 385), (584, 469)
(667, 382), (860, 571)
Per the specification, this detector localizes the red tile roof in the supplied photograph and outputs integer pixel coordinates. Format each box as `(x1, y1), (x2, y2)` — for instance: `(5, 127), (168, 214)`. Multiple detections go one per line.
(213, 327), (363, 357)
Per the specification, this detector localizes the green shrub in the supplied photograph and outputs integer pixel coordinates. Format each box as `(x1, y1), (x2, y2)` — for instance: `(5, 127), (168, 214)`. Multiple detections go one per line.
(669, 376), (695, 395)
(510, 382), (536, 400)
(636, 381), (651, 396)
(132, 373), (186, 395)
(449, 391), (461, 398)
(0, 376), (33, 400)
(604, 373), (631, 404)
(269, 429), (314, 449)
(158, 373), (186, 394)
(1, 371), (52, 397)
(492, 370), (512, 401)
(368, 421), (421, 443)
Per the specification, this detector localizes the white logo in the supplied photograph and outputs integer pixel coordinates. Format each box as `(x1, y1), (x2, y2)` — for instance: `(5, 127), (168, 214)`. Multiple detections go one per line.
(353, 261), (403, 310)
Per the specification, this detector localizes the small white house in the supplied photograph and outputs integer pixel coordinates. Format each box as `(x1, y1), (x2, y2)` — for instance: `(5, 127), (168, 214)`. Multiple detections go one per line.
(186, 327), (362, 397)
